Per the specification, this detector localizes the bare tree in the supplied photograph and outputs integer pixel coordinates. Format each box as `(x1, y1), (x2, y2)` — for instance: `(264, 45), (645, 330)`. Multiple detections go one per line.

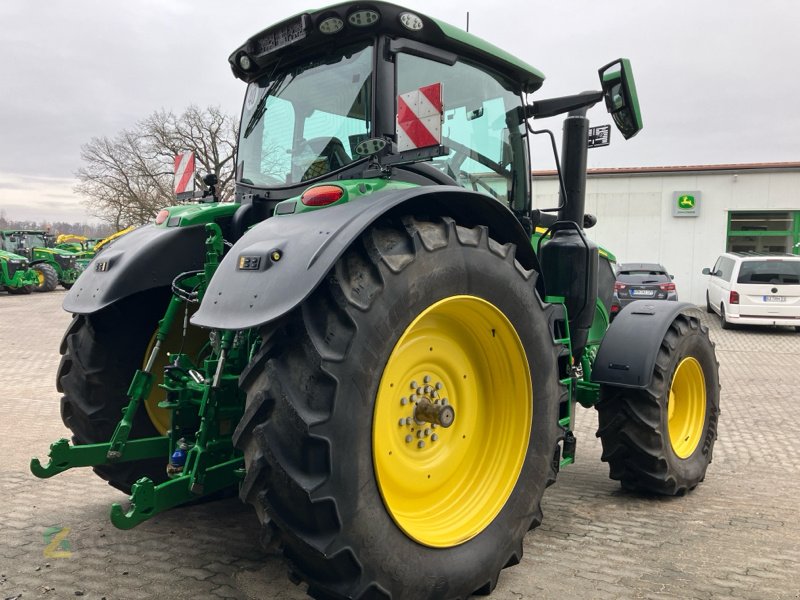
(75, 105), (238, 229)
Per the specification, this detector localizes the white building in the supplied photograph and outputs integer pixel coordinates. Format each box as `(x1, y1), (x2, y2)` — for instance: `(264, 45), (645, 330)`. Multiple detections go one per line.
(532, 162), (800, 305)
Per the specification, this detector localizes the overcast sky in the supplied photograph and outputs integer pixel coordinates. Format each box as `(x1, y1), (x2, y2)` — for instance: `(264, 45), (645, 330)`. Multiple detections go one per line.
(1, 0), (798, 223)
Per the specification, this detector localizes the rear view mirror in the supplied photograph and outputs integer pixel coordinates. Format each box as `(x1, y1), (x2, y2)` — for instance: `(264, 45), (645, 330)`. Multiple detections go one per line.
(702, 268), (711, 275)
(599, 58), (643, 140)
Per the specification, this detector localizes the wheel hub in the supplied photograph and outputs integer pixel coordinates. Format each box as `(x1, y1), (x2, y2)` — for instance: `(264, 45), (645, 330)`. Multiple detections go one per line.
(395, 376), (455, 451)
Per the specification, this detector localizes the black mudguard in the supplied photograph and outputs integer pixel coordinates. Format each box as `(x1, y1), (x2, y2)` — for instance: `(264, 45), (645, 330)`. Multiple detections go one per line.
(192, 186), (535, 330)
(592, 300), (703, 388)
(63, 224), (208, 314)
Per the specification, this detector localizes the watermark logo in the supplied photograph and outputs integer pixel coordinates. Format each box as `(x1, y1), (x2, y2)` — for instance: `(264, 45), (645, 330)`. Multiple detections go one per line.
(43, 525), (72, 558)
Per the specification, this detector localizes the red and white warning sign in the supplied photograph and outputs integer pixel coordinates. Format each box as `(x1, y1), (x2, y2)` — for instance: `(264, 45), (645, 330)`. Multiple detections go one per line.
(397, 83), (443, 152)
(174, 151), (196, 197)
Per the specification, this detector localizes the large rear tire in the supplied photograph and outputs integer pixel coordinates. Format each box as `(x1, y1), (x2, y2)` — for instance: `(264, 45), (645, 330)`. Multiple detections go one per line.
(58, 289), (173, 492)
(32, 263), (58, 292)
(234, 217), (562, 599)
(596, 314), (720, 495)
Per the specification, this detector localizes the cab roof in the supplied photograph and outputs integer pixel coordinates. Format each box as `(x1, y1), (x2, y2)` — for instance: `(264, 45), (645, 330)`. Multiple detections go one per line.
(229, 1), (545, 93)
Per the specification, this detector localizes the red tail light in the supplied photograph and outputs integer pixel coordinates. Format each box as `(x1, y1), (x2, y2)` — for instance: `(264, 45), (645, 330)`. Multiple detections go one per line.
(614, 282), (626, 291)
(611, 304), (620, 313)
(730, 290), (740, 304)
(301, 185), (344, 207)
(155, 209), (170, 225)
(659, 282), (676, 291)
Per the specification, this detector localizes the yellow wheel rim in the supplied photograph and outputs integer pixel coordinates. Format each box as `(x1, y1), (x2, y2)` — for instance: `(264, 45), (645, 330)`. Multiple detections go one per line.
(37, 271), (44, 286)
(373, 295), (532, 548)
(667, 357), (706, 458)
(142, 308), (208, 435)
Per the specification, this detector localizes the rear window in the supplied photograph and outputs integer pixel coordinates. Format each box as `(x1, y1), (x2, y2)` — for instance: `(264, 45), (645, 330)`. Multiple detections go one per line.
(617, 270), (670, 284)
(737, 260), (800, 285)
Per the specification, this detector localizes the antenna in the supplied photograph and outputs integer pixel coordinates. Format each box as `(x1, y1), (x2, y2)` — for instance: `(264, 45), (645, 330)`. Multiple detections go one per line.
(466, 12), (470, 32)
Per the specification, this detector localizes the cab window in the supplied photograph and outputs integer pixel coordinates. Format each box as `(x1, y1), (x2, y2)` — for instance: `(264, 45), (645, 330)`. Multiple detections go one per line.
(396, 53), (526, 210)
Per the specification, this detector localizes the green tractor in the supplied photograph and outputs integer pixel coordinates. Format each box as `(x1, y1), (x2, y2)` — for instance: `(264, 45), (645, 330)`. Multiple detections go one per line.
(0, 249), (41, 294)
(32, 3), (720, 598)
(0, 229), (83, 291)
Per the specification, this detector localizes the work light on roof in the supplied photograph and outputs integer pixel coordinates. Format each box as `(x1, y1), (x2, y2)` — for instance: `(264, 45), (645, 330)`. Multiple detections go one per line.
(348, 9), (379, 27)
(238, 54), (253, 71)
(399, 12), (423, 31)
(319, 16), (344, 34)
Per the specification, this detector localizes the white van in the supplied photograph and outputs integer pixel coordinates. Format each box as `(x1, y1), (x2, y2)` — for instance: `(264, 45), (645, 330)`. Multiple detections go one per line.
(703, 253), (800, 331)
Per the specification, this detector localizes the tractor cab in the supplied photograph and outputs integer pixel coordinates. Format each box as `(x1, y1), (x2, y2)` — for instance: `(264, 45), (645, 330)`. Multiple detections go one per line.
(232, 2), (543, 223)
(231, 1), (640, 231)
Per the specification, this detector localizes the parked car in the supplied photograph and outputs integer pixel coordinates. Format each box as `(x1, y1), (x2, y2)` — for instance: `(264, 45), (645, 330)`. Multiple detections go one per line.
(703, 252), (800, 331)
(611, 262), (678, 318)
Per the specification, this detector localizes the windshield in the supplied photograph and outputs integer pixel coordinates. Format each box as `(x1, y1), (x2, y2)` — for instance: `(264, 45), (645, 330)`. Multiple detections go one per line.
(237, 43), (373, 188)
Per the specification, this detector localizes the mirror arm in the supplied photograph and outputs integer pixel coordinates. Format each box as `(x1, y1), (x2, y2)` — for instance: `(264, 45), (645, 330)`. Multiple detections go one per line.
(524, 90), (604, 120)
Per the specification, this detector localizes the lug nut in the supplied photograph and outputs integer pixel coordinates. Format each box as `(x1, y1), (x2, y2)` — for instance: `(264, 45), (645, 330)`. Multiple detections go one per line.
(405, 435), (413, 443)
(423, 375), (431, 383)
(441, 398), (448, 405)
(418, 441), (425, 449)
(406, 417), (413, 425)
(435, 382), (443, 390)
(417, 430), (424, 438)
(424, 428), (431, 436)
(400, 397), (408, 406)
(410, 381), (418, 389)
(431, 433), (439, 442)
(398, 418), (405, 426)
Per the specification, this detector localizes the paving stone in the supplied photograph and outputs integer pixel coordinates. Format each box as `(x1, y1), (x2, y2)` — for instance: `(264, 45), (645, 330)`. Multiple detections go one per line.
(2, 293), (799, 598)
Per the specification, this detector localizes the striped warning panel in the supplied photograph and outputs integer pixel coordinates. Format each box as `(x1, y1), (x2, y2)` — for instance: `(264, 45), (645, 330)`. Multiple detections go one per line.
(397, 83), (442, 152)
(174, 151), (196, 196)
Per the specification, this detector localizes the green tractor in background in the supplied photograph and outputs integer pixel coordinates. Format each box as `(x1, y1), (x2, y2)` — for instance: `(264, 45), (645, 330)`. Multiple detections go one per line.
(0, 249), (41, 294)
(32, 3), (720, 598)
(0, 229), (83, 291)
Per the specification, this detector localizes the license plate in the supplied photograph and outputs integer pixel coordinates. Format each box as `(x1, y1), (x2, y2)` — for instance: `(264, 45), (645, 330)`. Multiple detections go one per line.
(630, 289), (655, 297)
(763, 295), (786, 303)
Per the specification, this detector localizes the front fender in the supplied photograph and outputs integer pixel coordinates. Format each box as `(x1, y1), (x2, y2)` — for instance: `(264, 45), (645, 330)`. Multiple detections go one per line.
(591, 300), (703, 388)
(63, 224), (208, 314)
(192, 186), (534, 330)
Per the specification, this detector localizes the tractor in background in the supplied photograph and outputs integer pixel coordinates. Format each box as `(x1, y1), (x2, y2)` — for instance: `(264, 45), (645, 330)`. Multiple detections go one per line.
(0, 230), (82, 291)
(0, 249), (40, 294)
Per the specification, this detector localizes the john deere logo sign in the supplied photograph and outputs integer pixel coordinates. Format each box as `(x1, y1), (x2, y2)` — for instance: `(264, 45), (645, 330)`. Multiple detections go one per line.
(672, 191), (701, 217)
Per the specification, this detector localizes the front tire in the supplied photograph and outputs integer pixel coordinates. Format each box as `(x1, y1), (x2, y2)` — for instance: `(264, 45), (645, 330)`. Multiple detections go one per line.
(32, 263), (58, 292)
(7, 284), (33, 295)
(234, 217), (562, 599)
(596, 314), (720, 495)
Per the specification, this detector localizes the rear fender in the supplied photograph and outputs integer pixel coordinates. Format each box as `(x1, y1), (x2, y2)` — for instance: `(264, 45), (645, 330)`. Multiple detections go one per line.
(592, 300), (702, 388)
(192, 186), (535, 330)
(62, 224), (209, 314)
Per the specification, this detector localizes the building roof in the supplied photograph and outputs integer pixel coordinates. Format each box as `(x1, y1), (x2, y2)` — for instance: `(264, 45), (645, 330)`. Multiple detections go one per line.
(532, 162), (800, 178)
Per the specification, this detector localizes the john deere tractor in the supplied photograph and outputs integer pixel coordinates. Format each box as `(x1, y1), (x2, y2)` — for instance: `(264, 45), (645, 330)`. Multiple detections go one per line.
(0, 249), (40, 294)
(0, 230), (82, 291)
(32, 3), (720, 598)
